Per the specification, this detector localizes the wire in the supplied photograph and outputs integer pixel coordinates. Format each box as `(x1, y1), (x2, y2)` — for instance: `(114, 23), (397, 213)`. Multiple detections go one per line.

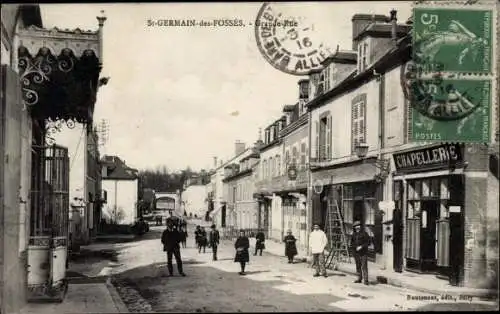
(70, 125), (85, 171)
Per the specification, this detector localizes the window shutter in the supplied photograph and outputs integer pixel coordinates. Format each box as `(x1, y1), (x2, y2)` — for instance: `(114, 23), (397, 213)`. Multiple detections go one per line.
(351, 103), (358, 153)
(315, 121), (319, 159)
(406, 98), (412, 143)
(325, 116), (331, 160)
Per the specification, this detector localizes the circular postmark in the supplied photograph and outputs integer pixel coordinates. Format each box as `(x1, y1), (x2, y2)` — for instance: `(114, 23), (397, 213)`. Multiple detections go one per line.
(254, 2), (332, 76)
(400, 58), (485, 121)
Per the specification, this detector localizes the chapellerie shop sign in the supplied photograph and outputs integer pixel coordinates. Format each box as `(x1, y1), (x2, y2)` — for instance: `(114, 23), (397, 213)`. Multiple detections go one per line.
(393, 143), (463, 172)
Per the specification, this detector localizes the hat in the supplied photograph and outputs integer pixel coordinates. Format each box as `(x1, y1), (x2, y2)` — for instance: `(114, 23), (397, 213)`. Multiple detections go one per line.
(353, 221), (361, 227)
(211, 224), (216, 229)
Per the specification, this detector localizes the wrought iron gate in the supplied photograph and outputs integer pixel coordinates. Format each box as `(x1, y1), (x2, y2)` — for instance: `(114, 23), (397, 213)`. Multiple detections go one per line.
(28, 144), (69, 301)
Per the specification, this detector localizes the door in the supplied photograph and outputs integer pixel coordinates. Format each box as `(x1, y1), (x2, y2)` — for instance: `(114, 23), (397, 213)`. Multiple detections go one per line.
(420, 200), (438, 271)
(46, 145), (69, 287)
(448, 211), (464, 285)
(221, 204), (226, 227)
(393, 208), (404, 272)
(353, 200), (365, 224)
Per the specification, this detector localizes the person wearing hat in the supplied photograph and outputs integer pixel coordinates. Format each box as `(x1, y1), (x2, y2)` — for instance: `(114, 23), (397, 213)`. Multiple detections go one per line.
(209, 224), (220, 261)
(161, 219), (186, 277)
(284, 229), (298, 263)
(254, 229), (266, 256)
(350, 221), (371, 285)
(234, 229), (250, 275)
(308, 224), (328, 277)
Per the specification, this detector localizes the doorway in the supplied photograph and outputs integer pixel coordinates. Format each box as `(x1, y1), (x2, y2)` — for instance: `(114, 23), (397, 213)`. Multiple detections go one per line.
(353, 200), (365, 224)
(221, 205), (226, 227)
(420, 200), (439, 271)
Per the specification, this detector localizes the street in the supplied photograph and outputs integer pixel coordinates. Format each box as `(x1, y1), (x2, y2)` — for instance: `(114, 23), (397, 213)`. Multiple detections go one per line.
(72, 223), (495, 313)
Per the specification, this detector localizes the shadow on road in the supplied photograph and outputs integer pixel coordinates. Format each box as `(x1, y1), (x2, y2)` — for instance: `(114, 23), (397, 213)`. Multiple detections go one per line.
(112, 261), (345, 312)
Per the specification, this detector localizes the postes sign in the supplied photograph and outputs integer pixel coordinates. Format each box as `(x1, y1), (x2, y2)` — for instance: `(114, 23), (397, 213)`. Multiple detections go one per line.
(392, 143), (463, 173)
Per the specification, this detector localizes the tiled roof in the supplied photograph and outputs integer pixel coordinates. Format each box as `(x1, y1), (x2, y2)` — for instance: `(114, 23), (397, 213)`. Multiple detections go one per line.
(101, 155), (138, 180)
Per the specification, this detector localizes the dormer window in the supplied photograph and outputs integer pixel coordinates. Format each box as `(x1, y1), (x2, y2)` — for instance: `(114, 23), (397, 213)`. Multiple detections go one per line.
(316, 73), (325, 97)
(357, 40), (370, 73)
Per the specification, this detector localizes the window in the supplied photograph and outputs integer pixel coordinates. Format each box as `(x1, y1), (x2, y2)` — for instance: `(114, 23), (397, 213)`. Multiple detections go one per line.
(262, 160), (267, 179)
(292, 146), (298, 165)
(269, 157), (274, 178)
(324, 66), (330, 91)
(351, 95), (367, 154)
(276, 155), (281, 176)
(300, 142), (306, 170)
(357, 40), (370, 72)
(285, 150), (290, 166)
(317, 114), (332, 161)
(317, 73), (325, 97)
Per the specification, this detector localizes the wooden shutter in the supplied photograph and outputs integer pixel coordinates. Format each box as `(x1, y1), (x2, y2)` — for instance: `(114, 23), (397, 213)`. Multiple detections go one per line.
(436, 218), (450, 267)
(326, 115), (332, 159)
(406, 217), (421, 260)
(351, 103), (358, 152)
(360, 101), (366, 143)
(406, 97), (412, 143)
(315, 121), (319, 160)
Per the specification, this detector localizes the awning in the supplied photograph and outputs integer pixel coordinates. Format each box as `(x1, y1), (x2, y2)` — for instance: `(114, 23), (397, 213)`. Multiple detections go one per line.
(312, 161), (378, 186)
(17, 20), (105, 123)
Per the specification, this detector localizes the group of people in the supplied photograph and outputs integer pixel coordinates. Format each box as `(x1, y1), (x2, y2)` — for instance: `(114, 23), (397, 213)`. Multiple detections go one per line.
(307, 220), (372, 285)
(162, 218), (372, 284)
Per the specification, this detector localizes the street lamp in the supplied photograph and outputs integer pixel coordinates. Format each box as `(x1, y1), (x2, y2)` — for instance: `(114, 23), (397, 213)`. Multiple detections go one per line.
(354, 142), (390, 182)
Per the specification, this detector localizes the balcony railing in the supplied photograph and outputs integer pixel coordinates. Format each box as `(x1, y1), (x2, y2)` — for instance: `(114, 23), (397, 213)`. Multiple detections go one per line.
(254, 170), (308, 192)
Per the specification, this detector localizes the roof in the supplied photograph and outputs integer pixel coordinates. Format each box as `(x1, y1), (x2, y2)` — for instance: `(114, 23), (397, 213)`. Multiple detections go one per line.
(354, 23), (411, 41)
(351, 14), (388, 22)
(101, 155), (138, 180)
(282, 104), (296, 112)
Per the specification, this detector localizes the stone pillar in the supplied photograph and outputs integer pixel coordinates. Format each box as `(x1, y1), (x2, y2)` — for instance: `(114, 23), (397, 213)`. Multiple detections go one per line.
(463, 144), (489, 288)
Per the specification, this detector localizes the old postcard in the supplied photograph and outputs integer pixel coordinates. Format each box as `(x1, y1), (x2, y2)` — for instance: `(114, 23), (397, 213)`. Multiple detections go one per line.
(1, 1), (498, 313)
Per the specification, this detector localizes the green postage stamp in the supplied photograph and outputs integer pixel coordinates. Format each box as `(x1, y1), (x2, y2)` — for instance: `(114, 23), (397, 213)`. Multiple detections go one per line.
(412, 79), (491, 142)
(413, 7), (493, 74)
(411, 4), (496, 143)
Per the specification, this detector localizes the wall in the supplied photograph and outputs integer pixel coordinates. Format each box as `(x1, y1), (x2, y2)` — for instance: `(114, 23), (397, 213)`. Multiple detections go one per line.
(182, 184), (206, 218)
(270, 194), (283, 241)
(102, 179), (138, 225)
(384, 66), (406, 148)
(1, 9), (32, 312)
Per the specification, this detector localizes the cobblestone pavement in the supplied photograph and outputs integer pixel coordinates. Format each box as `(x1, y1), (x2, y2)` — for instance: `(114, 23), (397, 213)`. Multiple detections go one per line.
(99, 225), (497, 312)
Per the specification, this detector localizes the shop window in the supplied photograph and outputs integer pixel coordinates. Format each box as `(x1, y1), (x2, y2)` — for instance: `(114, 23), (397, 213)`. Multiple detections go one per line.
(364, 200), (376, 225)
(440, 178), (449, 199)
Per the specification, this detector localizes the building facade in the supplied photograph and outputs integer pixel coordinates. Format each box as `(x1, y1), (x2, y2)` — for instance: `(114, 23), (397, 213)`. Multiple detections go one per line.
(306, 10), (499, 289)
(182, 174), (210, 219)
(101, 155), (139, 225)
(211, 141), (254, 232)
(1, 4), (106, 311)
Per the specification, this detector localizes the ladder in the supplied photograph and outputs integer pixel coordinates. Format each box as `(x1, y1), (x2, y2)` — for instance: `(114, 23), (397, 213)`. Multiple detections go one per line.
(325, 198), (351, 270)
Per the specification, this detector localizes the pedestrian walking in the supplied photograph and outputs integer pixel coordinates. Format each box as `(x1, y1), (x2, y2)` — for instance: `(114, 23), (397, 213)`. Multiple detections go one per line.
(284, 229), (298, 263)
(234, 230), (250, 275)
(198, 227), (208, 253)
(209, 224), (220, 261)
(161, 220), (186, 277)
(179, 225), (188, 248)
(194, 225), (201, 248)
(308, 224), (328, 278)
(254, 229), (266, 256)
(351, 221), (371, 285)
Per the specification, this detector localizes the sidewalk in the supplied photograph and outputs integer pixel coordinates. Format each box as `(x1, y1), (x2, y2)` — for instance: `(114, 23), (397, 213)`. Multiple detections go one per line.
(20, 278), (128, 314)
(260, 238), (497, 300)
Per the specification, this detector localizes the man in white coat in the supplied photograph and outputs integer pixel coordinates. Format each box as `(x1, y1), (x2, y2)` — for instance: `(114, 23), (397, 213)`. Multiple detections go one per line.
(308, 224), (328, 277)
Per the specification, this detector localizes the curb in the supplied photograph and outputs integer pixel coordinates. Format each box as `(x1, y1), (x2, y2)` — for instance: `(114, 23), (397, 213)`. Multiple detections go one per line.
(106, 277), (130, 313)
(259, 245), (497, 301)
(334, 263), (497, 301)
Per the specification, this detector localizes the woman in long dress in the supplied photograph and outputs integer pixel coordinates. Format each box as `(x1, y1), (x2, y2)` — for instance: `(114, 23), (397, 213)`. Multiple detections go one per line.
(234, 230), (250, 275)
(284, 229), (298, 263)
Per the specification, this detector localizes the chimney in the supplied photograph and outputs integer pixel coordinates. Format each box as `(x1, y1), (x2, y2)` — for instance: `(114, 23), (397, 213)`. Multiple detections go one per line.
(213, 156), (218, 169)
(390, 9), (398, 44)
(235, 140), (246, 156)
(351, 14), (390, 50)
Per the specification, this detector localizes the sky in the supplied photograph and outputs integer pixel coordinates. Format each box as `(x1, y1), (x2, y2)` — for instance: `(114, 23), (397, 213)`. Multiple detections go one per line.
(40, 2), (412, 172)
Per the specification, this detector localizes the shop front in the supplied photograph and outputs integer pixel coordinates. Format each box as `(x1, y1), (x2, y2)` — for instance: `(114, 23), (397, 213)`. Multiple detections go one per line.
(311, 159), (383, 261)
(392, 143), (465, 284)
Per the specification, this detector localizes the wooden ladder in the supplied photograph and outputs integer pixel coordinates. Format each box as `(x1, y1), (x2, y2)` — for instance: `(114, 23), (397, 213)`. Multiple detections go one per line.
(325, 198), (351, 270)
